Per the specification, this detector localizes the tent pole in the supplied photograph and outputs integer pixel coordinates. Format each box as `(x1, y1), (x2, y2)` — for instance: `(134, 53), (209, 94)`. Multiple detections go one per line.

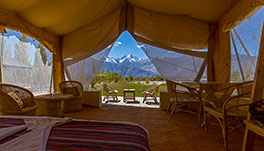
(49, 67), (53, 93)
(192, 56), (197, 73)
(233, 29), (256, 67)
(52, 37), (65, 91)
(231, 31), (245, 81)
(194, 57), (207, 82)
(0, 33), (3, 83)
(207, 24), (231, 82)
(242, 20), (264, 151)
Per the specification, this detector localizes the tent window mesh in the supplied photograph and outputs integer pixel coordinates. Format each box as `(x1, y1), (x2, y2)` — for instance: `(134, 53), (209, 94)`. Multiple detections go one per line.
(65, 45), (112, 90)
(137, 42), (207, 81)
(1, 31), (53, 95)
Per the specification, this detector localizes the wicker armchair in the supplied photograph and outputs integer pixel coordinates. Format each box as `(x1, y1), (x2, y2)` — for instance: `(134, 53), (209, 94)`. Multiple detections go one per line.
(59, 81), (83, 113)
(102, 83), (118, 102)
(202, 81), (253, 151)
(0, 84), (38, 116)
(166, 80), (201, 122)
(142, 84), (160, 104)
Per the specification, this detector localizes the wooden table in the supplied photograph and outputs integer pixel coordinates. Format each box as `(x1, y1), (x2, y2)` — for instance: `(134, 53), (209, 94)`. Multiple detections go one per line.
(36, 94), (73, 117)
(123, 89), (136, 103)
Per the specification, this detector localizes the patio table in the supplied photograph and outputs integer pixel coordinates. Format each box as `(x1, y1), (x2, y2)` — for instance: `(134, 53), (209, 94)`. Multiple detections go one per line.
(123, 89), (136, 103)
(36, 94), (73, 117)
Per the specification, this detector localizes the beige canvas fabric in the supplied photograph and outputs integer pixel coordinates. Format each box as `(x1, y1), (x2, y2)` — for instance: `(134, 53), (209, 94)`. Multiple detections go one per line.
(0, 0), (261, 60)
(132, 6), (209, 49)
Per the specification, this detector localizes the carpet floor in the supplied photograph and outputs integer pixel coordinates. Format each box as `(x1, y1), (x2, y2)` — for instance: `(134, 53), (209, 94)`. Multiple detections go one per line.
(65, 106), (264, 151)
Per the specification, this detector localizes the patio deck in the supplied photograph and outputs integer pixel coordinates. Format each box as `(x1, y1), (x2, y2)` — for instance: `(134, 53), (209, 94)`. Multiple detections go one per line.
(102, 96), (160, 108)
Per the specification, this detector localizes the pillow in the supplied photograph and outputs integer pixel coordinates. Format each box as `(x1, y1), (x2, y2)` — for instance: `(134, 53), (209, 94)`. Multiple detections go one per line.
(63, 87), (80, 96)
(8, 91), (25, 108)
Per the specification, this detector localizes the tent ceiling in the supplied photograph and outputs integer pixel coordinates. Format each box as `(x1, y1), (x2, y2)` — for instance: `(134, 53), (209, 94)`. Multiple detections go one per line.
(0, 0), (123, 35)
(129, 0), (239, 22)
(0, 0), (262, 60)
(0, 0), (240, 36)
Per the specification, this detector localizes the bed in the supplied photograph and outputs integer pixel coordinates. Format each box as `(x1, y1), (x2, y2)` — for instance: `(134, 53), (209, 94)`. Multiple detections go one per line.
(0, 116), (150, 151)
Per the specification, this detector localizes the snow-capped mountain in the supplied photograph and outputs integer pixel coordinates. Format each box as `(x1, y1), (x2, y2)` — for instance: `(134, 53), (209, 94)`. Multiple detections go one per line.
(103, 54), (160, 78)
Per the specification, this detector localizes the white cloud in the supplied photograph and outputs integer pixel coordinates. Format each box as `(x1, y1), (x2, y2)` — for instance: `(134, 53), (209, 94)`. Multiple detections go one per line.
(137, 45), (145, 48)
(114, 41), (122, 47)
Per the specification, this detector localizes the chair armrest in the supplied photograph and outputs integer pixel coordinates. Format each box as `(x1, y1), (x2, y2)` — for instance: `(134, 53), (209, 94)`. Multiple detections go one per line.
(142, 86), (156, 94)
(175, 82), (200, 99)
(22, 104), (38, 113)
(204, 81), (253, 100)
(175, 82), (197, 91)
(223, 91), (251, 113)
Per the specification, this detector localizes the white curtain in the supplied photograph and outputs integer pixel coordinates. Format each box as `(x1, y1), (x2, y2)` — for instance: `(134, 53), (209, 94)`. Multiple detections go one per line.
(1, 34), (53, 95)
(138, 42), (207, 81)
(65, 45), (113, 90)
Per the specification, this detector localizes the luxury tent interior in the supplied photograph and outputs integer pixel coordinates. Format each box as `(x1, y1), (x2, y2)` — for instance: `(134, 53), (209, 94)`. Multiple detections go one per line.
(0, 0), (263, 151)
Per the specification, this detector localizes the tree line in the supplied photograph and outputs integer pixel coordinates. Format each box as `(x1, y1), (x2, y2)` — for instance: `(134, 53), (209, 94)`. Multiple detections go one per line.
(90, 65), (163, 88)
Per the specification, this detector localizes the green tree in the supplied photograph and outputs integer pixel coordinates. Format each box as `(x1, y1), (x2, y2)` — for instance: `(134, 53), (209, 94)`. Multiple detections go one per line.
(19, 35), (28, 42)
(128, 76), (134, 82)
(155, 75), (163, 81)
(150, 76), (154, 81)
(38, 44), (48, 65)
(90, 76), (97, 88)
(112, 72), (120, 83)
(244, 65), (253, 81)
(101, 65), (104, 75)
(231, 70), (241, 81)
(145, 75), (150, 84)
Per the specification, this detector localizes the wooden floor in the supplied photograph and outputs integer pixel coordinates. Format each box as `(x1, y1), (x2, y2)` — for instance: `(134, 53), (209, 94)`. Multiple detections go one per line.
(65, 105), (264, 151)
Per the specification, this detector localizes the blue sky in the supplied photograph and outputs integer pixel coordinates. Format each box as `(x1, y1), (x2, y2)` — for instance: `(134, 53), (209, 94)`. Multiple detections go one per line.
(107, 31), (148, 58)
(233, 7), (264, 56)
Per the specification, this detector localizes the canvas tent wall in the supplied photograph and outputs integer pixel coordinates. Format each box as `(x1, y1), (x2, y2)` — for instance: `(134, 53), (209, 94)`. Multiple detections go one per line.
(0, 1), (263, 148)
(0, 0), (262, 90)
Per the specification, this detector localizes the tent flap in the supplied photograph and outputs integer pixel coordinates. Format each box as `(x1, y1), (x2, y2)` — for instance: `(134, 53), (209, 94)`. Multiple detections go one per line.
(62, 8), (122, 60)
(131, 6), (210, 50)
(0, 10), (59, 53)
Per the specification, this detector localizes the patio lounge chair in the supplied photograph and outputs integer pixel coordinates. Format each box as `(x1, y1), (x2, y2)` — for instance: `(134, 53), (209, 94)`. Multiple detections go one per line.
(142, 84), (160, 104)
(0, 84), (38, 116)
(102, 83), (118, 102)
(166, 80), (201, 122)
(202, 81), (253, 151)
(59, 81), (83, 112)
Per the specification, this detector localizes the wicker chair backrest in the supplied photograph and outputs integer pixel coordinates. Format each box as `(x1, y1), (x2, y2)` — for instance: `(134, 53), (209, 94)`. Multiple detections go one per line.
(0, 90), (22, 112)
(0, 84), (36, 107)
(59, 81), (83, 96)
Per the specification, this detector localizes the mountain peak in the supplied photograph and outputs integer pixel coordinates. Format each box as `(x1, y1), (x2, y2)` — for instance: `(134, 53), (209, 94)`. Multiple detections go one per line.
(120, 54), (135, 59)
(127, 54), (133, 58)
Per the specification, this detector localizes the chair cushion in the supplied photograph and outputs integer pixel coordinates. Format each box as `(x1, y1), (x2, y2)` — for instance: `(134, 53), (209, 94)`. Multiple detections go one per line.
(63, 87), (80, 96)
(8, 91), (25, 108)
